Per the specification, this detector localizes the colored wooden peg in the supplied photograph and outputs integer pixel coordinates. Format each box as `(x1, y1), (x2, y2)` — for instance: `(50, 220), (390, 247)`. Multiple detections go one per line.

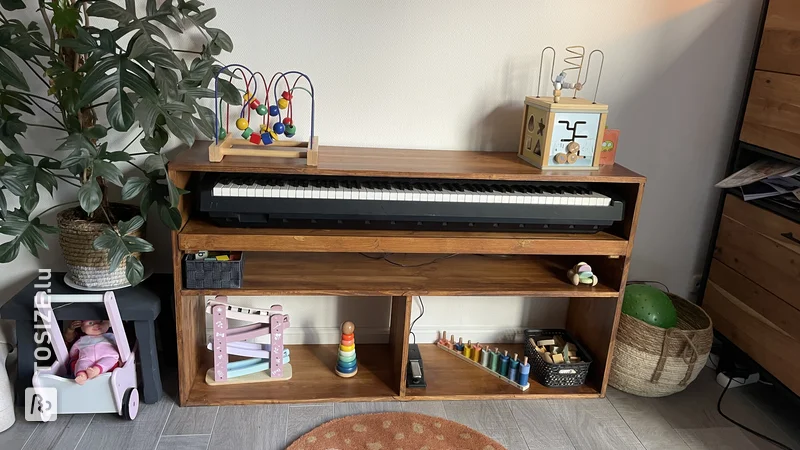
(236, 117), (249, 130)
(241, 127), (253, 139)
(248, 132), (261, 144)
(261, 132), (273, 145)
(248, 98), (261, 110)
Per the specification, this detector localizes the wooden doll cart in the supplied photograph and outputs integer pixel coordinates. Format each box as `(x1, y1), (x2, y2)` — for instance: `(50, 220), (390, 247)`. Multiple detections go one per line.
(32, 291), (140, 420)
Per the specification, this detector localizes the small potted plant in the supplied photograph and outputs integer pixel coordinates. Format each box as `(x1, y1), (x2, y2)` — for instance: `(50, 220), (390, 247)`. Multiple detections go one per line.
(0, 0), (241, 287)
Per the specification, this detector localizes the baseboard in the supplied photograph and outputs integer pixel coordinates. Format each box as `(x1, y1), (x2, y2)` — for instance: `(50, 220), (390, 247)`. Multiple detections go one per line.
(205, 326), (534, 345)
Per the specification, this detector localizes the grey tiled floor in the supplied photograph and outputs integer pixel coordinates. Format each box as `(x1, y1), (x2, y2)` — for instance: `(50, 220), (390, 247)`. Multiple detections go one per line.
(1, 368), (797, 450)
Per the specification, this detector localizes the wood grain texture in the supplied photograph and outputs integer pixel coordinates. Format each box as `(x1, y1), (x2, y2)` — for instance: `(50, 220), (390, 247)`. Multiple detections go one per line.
(722, 195), (800, 255)
(206, 405), (288, 450)
(162, 405), (218, 436)
(605, 388), (690, 450)
(170, 141), (646, 183)
(566, 295), (620, 397)
(443, 400), (528, 450)
(714, 214), (800, 309)
(703, 280), (800, 395)
(180, 253), (620, 297)
(175, 294), (205, 406)
(756, 0), (800, 76)
(709, 259), (800, 341)
(285, 405), (335, 446)
(156, 435), (211, 450)
(15, 414), (92, 450)
(75, 397), (173, 450)
(390, 295), (411, 395)
(168, 168), (192, 231)
(508, 400), (575, 450)
(548, 398), (645, 450)
(740, 70), (800, 159)
(404, 344), (600, 400)
(179, 220), (629, 256)
(185, 345), (397, 405)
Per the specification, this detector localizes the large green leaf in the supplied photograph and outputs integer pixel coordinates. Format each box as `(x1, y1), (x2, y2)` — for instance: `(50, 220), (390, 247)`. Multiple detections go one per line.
(121, 176), (149, 200)
(207, 28), (233, 52)
(91, 160), (123, 186)
(155, 66), (179, 101)
(107, 90), (135, 131)
(92, 222), (153, 285)
(78, 178), (102, 213)
(158, 203), (182, 230)
(0, 189), (6, 219)
(57, 26), (100, 54)
(78, 56), (157, 110)
(217, 78), (241, 105)
(0, 91), (34, 115)
(118, 215), (144, 236)
(86, 2), (136, 24)
(0, 111), (26, 154)
(125, 255), (145, 286)
(0, 48), (28, 92)
(0, 158), (57, 214)
(192, 104), (215, 139)
(0, 209), (57, 262)
(0, 0), (25, 10)
(136, 97), (195, 145)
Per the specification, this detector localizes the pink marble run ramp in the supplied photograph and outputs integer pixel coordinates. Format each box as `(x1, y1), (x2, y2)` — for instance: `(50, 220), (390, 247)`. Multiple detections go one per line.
(205, 296), (292, 385)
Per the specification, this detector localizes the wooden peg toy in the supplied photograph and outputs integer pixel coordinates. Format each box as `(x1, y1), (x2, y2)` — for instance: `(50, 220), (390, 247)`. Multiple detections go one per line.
(567, 261), (598, 286)
(335, 321), (358, 378)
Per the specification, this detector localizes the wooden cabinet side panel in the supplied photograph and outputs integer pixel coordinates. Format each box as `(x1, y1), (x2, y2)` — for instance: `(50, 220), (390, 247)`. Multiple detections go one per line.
(756, 0), (800, 75)
(740, 71), (800, 159)
(390, 295), (411, 396)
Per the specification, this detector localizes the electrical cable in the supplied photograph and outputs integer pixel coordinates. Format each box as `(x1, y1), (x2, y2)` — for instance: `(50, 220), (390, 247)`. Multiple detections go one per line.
(718, 376), (795, 450)
(409, 296), (425, 344)
(359, 253), (458, 268)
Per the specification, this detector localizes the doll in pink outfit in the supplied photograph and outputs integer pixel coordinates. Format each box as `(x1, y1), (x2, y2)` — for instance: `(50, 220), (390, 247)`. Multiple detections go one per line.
(67, 320), (120, 385)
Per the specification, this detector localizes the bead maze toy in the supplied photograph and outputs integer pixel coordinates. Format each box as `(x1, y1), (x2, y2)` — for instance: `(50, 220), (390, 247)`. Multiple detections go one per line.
(435, 331), (530, 391)
(518, 46), (608, 170)
(205, 296), (292, 385)
(32, 292), (140, 420)
(335, 321), (358, 378)
(210, 65), (319, 165)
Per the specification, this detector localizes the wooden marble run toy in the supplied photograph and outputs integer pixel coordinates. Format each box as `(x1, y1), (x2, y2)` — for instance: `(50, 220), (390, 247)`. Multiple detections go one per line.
(435, 331), (530, 391)
(518, 46), (608, 170)
(210, 64), (319, 165)
(205, 296), (292, 385)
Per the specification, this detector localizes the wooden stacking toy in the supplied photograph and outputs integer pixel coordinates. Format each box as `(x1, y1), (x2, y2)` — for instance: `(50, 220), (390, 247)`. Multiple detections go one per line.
(335, 321), (358, 378)
(567, 261), (598, 286)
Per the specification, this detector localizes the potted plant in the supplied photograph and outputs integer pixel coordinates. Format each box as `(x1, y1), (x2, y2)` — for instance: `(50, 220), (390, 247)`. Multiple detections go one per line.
(0, 0), (241, 287)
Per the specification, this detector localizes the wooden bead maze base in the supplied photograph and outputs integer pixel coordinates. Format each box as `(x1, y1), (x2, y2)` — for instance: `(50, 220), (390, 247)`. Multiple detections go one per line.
(436, 343), (530, 391)
(208, 135), (319, 166)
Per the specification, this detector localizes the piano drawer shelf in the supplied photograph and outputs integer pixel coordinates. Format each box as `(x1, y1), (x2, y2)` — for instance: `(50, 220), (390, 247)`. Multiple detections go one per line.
(178, 219), (630, 256)
(179, 252), (621, 297)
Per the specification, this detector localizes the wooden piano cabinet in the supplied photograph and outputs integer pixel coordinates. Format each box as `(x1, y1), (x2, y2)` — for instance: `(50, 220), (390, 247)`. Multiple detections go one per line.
(168, 142), (646, 406)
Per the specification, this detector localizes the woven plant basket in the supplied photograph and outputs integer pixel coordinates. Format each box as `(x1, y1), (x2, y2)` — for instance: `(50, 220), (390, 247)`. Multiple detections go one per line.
(609, 293), (712, 397)
(57, 204), (143, 289)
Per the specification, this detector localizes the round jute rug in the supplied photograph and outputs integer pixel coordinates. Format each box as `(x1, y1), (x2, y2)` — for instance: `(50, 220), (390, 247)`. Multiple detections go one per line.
(287, 412), (506, 450)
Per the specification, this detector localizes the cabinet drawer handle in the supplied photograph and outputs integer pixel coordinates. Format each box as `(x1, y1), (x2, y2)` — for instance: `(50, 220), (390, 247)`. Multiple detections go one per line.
(781, 232), (800, 245)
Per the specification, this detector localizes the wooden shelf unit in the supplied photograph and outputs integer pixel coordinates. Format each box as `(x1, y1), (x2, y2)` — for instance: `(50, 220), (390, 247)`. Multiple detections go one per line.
(169, 141), (645, 406)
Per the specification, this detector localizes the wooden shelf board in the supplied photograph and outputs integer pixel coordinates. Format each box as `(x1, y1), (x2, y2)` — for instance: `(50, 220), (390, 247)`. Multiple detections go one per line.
(184, 344), (397, 406)
(179, 219), (629, 256)
(170, 141), (646, 183)
(180, 252), (620, 297)
(404, 344), (600, 400)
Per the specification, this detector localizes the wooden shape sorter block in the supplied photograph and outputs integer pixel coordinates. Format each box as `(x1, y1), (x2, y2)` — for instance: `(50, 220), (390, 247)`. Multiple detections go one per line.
(518, 97), (608, 170)
(208, 135), (319, 166)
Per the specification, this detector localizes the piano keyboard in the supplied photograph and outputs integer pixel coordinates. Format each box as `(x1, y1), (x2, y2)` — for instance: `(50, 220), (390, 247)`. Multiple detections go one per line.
(211, 176), (612, 207)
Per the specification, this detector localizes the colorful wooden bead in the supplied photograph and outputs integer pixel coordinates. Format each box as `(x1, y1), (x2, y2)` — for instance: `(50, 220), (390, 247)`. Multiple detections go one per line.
(248, 98), (261, 110)
(242, 91), (252, 102)
(273, 122), (285, 135)
(217, 127), (227, 140)
(269, 105), (279, 116)
(281, 91), (292, 101)
(284, 124), (296, 137)
(261, 132), (273, 144)
(260, 124), (270, 133)
(248, 132), (261, 144)
(256, 104), (268, 116)
(269, 129), (279, 140)
(282, 117), (293, 126)
(241, 127), (253, 138)
(235, 118), (249, 130)
(278, 98), (289, 109)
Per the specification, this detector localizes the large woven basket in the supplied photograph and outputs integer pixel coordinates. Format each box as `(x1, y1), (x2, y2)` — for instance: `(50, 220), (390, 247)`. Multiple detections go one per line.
(57, 204), (143, 289)
(609, 292), (712, 397)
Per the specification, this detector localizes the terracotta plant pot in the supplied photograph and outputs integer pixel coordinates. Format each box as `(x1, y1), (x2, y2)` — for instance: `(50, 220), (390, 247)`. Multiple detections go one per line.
(57, 204), (144, 288)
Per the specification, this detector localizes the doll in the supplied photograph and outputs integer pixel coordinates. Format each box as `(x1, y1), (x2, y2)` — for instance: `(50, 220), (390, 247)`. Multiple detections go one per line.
(67, 320), (120, 385)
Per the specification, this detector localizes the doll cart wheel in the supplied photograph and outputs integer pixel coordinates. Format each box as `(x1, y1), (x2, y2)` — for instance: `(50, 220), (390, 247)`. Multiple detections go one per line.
(122, 387), (139, 420)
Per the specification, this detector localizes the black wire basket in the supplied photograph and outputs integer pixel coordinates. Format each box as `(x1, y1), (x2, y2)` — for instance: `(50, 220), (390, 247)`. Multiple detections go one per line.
(183, 252), (245, 289)
(524, 329), (593, 388)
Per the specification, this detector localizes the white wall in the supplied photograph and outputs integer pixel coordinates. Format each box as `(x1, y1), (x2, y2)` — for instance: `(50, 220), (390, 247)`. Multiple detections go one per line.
(1, 1), (762, 344)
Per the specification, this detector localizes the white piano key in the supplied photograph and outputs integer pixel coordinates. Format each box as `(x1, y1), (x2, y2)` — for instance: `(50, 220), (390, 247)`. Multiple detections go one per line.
(213, 183), (223, 196)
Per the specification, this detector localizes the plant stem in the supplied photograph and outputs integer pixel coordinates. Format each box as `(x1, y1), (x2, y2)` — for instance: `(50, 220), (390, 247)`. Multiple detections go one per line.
(52, 174), (81, 188)
(126, 152), (151, 156)
(127, 160), (146, 173)
(174, 49), (203, 55)
(87, 102), (108, 109)
(27, 123), (67, 132)
(38, 2), (57, 51)
(35, 200), (79, 218)
(22, 60), (51, 89)
(99, 204), (115, 228)
(29, 99), (66, 128)
(120, 130), (144, 153)
(0, 90), (60, 106)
